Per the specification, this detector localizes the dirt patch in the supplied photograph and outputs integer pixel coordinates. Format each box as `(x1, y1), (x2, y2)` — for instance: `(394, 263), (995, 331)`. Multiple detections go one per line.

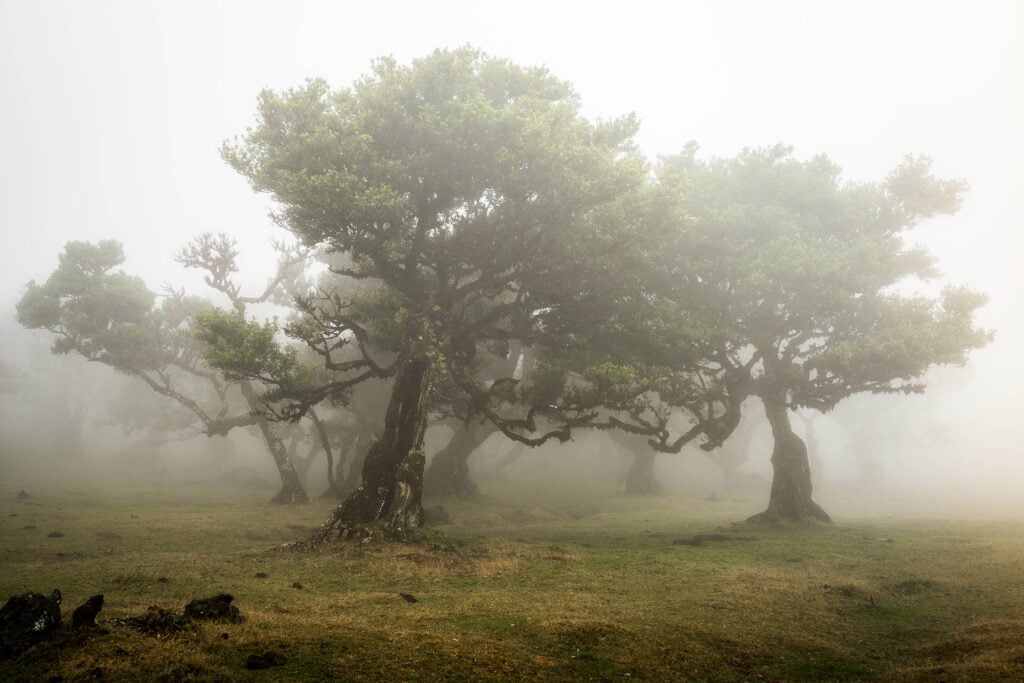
(114, 605), (190, 636)
(672, 533), (755, 546)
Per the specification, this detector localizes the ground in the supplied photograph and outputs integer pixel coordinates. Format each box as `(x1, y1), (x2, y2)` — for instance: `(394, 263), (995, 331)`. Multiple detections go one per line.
(1, 482), (1023, 681)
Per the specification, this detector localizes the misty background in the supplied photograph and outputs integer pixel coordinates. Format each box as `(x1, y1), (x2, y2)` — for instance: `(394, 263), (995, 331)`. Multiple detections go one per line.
(1, 0), (1021, 517)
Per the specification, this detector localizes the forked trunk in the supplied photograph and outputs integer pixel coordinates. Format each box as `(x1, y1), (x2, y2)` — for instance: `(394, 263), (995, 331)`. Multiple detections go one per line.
(746, 392), (831, 524)
(240, 380), (309, 504)
(311, 318), (434, 542)
(423, 421), (497, 498)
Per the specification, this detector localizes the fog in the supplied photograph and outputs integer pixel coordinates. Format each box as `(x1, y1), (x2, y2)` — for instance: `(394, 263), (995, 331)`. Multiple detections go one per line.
(1, 1), (1022, 519)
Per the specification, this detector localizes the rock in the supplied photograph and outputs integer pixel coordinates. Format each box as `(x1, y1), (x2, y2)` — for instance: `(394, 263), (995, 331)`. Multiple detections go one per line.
(254, 572), (269, 579)
(71, 594), (104, 629)
(291, 582), (303, 590)
(47, 531), (64, 538)
(157, 577), (170, 584)
(399, 593), (418, 604)
(183, 594), (244, 623)
(0, 589), (62, 659)
(246, 651), (286, 669)
(16, 490), (30, 499)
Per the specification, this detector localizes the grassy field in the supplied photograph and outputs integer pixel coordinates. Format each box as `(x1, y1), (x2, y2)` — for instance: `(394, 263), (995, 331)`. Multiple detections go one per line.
(1, 482), (1023, 681)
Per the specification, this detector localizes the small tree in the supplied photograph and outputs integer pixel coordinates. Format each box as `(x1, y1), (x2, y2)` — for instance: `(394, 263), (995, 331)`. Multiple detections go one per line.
(16, 239), (311, 503)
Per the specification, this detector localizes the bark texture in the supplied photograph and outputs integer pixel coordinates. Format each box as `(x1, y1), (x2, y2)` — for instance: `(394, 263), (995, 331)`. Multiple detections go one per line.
(312, 319), (434, 541)
(746, 392), (831, 524)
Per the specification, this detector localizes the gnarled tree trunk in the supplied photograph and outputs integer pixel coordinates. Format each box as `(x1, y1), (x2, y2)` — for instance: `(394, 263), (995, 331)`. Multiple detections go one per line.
(423, 420), (497, 498)
(312, 318), (434, 541)
(746, 391), (831, 524)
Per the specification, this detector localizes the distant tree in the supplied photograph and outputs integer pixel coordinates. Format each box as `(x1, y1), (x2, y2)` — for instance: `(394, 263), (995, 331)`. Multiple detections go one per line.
(15, 239), (311, 503)
(216, 48), (647, 539)
(650, 145), (991, 522)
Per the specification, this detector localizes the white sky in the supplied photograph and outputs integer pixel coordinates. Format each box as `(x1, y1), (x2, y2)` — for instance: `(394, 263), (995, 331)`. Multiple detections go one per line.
(1, 0), (1022, 499)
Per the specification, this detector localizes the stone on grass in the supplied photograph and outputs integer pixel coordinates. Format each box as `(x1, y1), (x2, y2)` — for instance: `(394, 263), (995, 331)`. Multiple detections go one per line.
(0, 589), (62, 659)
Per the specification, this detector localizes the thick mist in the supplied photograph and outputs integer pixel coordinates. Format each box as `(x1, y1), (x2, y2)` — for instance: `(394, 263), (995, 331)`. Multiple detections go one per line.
(1, 1), (1022, 521)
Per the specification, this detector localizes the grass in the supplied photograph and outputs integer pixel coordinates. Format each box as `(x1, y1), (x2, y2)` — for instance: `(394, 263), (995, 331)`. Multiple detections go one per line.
(1, 482), (1023, 681)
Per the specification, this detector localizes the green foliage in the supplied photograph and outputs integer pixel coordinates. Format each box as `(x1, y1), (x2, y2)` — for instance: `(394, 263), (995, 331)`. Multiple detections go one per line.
(224, 48), (644, 294)
(194, 309), (315, 400)
(651, 145), (990, 411)
(16, 241), (156, 370)
(223, 47), (648, 438)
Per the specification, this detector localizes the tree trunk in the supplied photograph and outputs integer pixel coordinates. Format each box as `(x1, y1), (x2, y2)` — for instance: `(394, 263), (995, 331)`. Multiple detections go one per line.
(492, 441), (526, 481)
(239, 380), (309, 504)
(311, 318), (434, 542)
(309, 409), (343, 499)
(746, 392), (831, 524)
(624, 449), (661, 495)
(423, 421), (497, 498)
(608, 431), (661, 495)
(335, 434), (363, 494)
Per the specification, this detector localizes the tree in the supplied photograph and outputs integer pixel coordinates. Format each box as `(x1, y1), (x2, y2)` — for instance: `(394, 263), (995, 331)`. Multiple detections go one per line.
(220, 48), (646, 538)
(15, 239), (310, 503)
(651, 145), (990, 522)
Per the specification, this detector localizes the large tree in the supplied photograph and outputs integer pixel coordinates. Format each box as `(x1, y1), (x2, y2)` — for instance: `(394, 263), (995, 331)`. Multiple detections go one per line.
(220, 48), (646, 538)
(651, 144), (990, 522)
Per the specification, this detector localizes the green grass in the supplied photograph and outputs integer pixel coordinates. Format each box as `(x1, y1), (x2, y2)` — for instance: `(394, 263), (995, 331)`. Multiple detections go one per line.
(2, 483), (1023, 681)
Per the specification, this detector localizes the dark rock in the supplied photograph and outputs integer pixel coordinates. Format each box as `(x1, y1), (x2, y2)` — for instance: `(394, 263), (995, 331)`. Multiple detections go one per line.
(95, 531), (121, 541)
(292, 582), (303, 590)
(157, 577), (170, 584)
(0, 589), (62, 659)
(254, 572), (269, 579)
(47, 531), (64, 538)
(16, 490), (30, 499)
(246, 651), (287, 669)
(220, 632), (229, 640)
(71, 594), (104, 629)
(399, 593), (418, 604)
(183, 594), (244, 624)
